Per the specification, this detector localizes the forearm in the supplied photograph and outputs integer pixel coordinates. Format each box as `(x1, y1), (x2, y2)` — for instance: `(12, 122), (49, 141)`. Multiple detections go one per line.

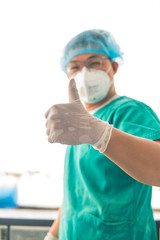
(44, 208), (61, 240)
(104, 127), (160, 186)
(49, 208), (61, 237)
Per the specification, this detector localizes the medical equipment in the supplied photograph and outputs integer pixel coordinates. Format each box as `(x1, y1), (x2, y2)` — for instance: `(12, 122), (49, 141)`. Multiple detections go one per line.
(70, 66), (112, 103)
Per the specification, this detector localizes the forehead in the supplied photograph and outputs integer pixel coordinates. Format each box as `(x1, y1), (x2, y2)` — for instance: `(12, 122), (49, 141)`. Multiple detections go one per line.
(70, 53), (106, 62)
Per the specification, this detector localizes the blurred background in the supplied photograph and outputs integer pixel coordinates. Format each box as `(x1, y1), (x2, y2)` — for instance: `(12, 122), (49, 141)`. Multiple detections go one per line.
(0, 0), (160, 212)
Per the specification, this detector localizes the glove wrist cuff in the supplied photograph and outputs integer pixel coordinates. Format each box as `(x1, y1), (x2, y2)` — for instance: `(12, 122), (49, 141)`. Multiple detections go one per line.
(93, 123), (113, 153)
(44, 232), (58, 240)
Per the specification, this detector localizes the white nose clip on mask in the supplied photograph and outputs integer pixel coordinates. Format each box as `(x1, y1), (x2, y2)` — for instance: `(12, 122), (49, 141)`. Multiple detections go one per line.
(70, 66), (112, 103)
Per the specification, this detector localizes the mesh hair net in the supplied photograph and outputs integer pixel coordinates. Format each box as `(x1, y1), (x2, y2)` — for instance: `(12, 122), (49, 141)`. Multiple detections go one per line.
(60, 29), (124, 73)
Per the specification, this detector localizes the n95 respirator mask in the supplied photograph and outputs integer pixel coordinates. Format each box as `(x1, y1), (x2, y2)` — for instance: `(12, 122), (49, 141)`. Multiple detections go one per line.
(70, 67), (112, 103)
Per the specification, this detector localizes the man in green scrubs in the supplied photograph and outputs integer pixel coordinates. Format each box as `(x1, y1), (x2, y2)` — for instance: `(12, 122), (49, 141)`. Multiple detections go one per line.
(44, 29), (160, 240)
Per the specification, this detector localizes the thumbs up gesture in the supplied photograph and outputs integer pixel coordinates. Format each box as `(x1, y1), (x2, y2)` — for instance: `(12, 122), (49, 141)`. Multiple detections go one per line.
(45, 79), (112, 152)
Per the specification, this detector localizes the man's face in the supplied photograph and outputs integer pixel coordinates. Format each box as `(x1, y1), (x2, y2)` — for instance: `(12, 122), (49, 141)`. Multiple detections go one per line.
(66, 53), (117, 79)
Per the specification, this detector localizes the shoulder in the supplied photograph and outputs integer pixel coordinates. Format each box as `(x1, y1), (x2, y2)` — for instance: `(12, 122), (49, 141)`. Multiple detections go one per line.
(114, 96), (159, 118)
(94, 95), (160, 126)
(114, 96), (148, 108)
(112, 96), (160, 139)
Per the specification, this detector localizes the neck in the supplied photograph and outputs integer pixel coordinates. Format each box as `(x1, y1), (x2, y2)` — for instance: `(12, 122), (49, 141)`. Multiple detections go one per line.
(85, 85), (117, 111)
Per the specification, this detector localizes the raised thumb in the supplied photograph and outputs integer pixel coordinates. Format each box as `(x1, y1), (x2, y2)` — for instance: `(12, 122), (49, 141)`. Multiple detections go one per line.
(69, 78), (80, 103)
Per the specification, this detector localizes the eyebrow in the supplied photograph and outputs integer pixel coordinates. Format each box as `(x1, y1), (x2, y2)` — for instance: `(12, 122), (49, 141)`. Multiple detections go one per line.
(69, 60), (80, 63)
(88, 55), (101, 59)
(70, 55), (101, 63)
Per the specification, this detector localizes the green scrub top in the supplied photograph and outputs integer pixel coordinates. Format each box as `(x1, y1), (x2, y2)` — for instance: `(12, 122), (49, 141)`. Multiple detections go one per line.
(59, 96), (160, 240)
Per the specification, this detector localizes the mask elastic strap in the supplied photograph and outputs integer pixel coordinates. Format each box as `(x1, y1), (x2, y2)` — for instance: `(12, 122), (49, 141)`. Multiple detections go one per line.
(106, 64), (114, 86)
(106, 65), (112, 74)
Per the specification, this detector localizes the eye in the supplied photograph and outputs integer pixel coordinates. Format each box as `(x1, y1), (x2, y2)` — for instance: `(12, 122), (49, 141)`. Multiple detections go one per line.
(89, 60), (101, 68)
(90, 61), (101, 66)
(87, 57), (103, 68)
(69, 63), (81, 72)
(71, 65), (80, 70)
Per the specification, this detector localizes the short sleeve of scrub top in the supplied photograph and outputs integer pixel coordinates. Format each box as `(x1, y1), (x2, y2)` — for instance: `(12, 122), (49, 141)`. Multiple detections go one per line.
(59, 96), (160, 240)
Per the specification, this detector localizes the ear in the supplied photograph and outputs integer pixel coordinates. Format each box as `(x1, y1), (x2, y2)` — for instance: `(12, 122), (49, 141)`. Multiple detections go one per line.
(112, 62), (118, 75)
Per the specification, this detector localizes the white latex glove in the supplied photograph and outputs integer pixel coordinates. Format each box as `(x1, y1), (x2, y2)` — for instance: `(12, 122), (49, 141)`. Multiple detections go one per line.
(44, 232), (58, 240)
(45, 79), (113, 152)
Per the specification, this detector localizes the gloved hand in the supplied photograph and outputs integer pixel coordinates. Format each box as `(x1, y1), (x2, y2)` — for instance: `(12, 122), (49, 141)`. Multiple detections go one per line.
(44, 232), (58, 240)
(45, 79), (113, 153)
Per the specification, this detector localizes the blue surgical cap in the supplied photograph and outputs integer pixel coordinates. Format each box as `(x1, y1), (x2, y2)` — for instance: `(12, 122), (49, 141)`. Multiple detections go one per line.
(60, 29), (124, 73)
